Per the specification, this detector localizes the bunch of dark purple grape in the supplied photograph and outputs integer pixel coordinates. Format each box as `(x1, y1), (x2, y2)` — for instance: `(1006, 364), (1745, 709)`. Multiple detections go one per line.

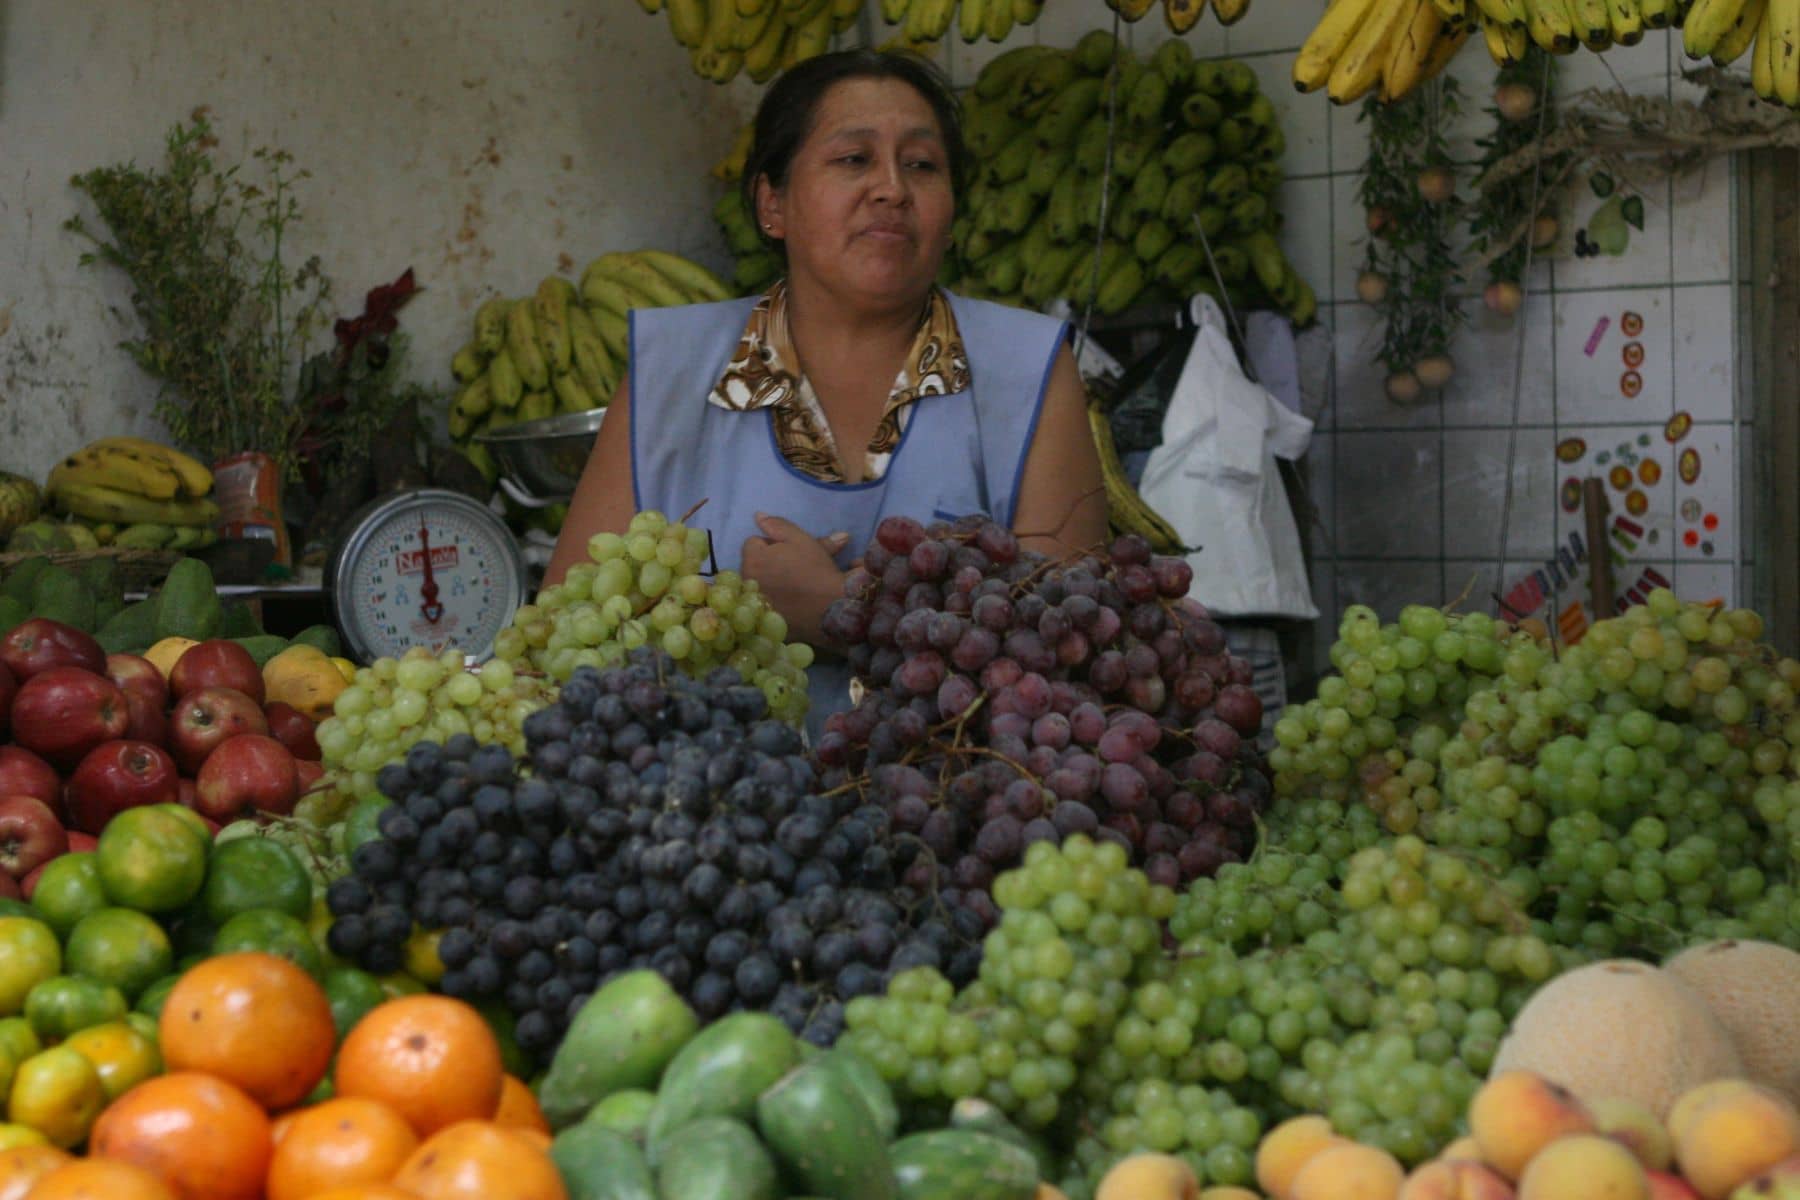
(817, 515), (1271, 922)
(326, 648), (981, 1062)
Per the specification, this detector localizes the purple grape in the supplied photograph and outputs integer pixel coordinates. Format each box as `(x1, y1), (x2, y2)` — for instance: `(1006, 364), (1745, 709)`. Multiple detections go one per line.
(950, 545), (992, 574)
(1208, 790), (1256, 829)
(1118, 565), (1157, 604)
(1151, 556), (1194, 598)
(920, 809), (959, 858)
(1181, 617), (1227, 656)
(890, 793), (930, 832)
(1124, 676), (1167, 713)
(881, 558), (915, 595)
(951, 565), (984, 595)
(1038, 607), (1071, 642)
(1125, 644), (1160, 679)
(972, 593), (1016, 633)
(981, 657), (1023, 693)
(990, 733), (1029, 764)
(1044, 768), (1092, 802)
(990, 712), (1031, 741)
(937, 675), (980, 721)
(1227, 657), (1254, 687)
(895, 651), (947, 697)
(815, 730), (850, 766)
(1164, 792), (1206, 829)
(1100, 762), (1149, 811)
(909, 539), (950, 581)
(1215, 683), (1265, 737)
(1091, 605), (1124, 645)
(867, 646), (902, 685)
(904, 582), (942, 612)
(975, 815), (1022, 864)
(1012, 673), (1052, 720)
(1193, 717), (1241, 761)
(1089, 650), (1128, 694)
(1031, 712), (1072, 750)
(1097, 726), (1139, 764)
(1174, 670), (1217, 711)
(928, 612), (968, 651)
(1069, 703), (1107, 746)
(863, 542), (893, 574)
(944, 591), (972, 616)
(1021, 817), (1058, 848)
(1056, 632), (1092, 668)
(1178, 835), (1232, 879)
(1063, 594), (1099, 629)
(1145, 854), (1181, 888)
(1128, 604), (1167, 641)
(1103, 813), (1142, 847)
(891, 706), (928, 747)
(975, 524), (1019, 563)
(877, 515), (926, 554)
(952, 855), (994, 890)
(1051, 800), (1099, 835)
(1110, 534), (1151, 565)
(1004, 778), (1044, 820)
(822, 599), (870, 643)
(895, 610), (932, 652)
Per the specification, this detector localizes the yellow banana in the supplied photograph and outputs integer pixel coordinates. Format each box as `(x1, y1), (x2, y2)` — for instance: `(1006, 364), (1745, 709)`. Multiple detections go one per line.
(1165, 0), (1207, 27)
(1108, 0), (1160, 21)
(1773, 0), (1800, 101)
(1605, 0), (1645, 41)
(473, 297), (511, 355)
(451, 342), (486, 383)
(1089, 404), (1183, 553)
(960, 0), (988, 41)
(743, 17), (788, 79)
(50, 481), (219, 528)
(632, 249), (733, 304)
(456, 377), (493, 420)
(736, 0), (771, 14)
(1684, 0), (1751, 57)
(51, 449), (180, 501)
(1012, 0), (1044, 22)
(729, 0), (777, 48)
(1329, 0), (1415, 102)
(591, 306), (630, 366)
(584, 253), (688, 309)
(668, 0), (708, 46)
(1753, 0), (1778, 92)
(987, 0), (1018, 39)
(881, 0), (908, 21)
(554, 374), (597, 415)
(1568, 0), (1613, 44)
(830, 0), (862, 29)
(1420, 19), (1473, 76)
(638, 0), (666, 11)
(1382, 0), (1445, 101)
(1473, 0), (1529, 26)
(506, 301), (551, 390)
(1295, 0), (1385, 92)
(86, 437), (214, 497)
(1481, 12), (1530, 60)
(534, 276), (576, 375)
(1638, 0), (1676, 25)
(487, 349), (524, 411)
(1712, 0), (1767, 60)
(1212, 0), (1251, 19)
(1433, 0), (1468, 16)
(1522, 0), (1578, 50)
(792, 5), (834, 58)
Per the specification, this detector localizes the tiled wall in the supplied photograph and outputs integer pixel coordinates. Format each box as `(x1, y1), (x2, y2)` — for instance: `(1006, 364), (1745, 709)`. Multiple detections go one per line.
(927, 7), (1748, 639)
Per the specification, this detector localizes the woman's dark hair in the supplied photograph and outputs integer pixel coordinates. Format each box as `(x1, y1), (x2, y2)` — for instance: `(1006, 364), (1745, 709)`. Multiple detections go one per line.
(741, 49), (971, 253)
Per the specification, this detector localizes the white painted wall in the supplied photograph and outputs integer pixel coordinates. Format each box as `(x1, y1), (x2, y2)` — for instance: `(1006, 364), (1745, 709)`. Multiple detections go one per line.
(0, 0), (759, 470)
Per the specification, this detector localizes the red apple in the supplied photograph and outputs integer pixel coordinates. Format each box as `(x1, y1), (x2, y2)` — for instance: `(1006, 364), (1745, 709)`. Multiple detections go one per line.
(0, 870), (18, 901)
(0, 746), (60, 809)
(264, 701), (322, 761)
(105, 653), (169, 710)
(0, 661), (15, 738)
(64, 740), (181, 835)
(0, 618), (106, 681)
(194, 734), (299, 821)
(295, 760), (326, 791)
(0, 795), (67, 880)
(169, 640), (265, 704)
(168, 686), (268, 774)
(10, 667), (130, 768)
(177, 778), (198, 811)
(20, 860), (47, 900)
(122, 691), (168, 746)
(67, 830), (97, 852)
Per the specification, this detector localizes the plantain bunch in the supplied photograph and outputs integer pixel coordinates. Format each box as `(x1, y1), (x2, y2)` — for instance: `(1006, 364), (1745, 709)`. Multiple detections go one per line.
(876, 0), (1049, 42)
(635, 0), (863, 85)
(1105, 0), (1255, 35)
(444, 250), (735, 478)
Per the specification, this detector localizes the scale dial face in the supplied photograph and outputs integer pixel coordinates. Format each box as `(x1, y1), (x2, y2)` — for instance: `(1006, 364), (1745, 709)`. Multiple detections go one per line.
(330, 490), (528, 663)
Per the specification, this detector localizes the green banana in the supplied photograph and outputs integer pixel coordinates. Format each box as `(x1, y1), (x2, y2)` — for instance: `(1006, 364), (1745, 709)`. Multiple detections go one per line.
(1033, 76), (1105, 148)
(585, 253), (689, 308)
(581, 271), (659, 319)
(1240, 230), (1289, 294)
(1161, 171), (1208, 224)
(634, 249), (733, 303)
(973, 45), (1060, 99)
(1022, 242), (1085, 306)
(1133, 219), (1175, 263)
(1230, 194), (1272, 234)
(1216, 117), (1250, 160)
(113, 523), (175, 549)
(473, 297), (511, 355)
(985, 0), (1017, 39)
(1196, 205), (1230, 239)
(1046, 171), (1085, 242)
(1025, 147), (1074, 198)
(554, 373), (598, 414)
(1125, 69), (1169, 125)
(506, 301), (551, 390)
(1073, 29), (1123, 74)
(1180, 92), (1224, 129)
(51, 482), (219, 528)
(1163, 131), (1217, 175)
(964, 99), (1026, 158)
(457, 376), (494, 420)
(1155, 243), (1206, 289)
(591, 305), (631, 364)
(1096, 257), (1147, 315)
(1007, 53), (1076, 118)
(534, 276), (576, 375)
(1127, 160), (1171, 220)
(988, 127), (1037, 184)
(1109, 201), (1144, 241)
(979, 240), (1027, 294)
(1205, 162), (1251, 206)
(487, 349), (524, 410)
(668, 0), (708, 45)
(519, 391), (556, 423)
(1210, 244), (1250, 283)
(1073, 114), (1113, 174)
(991, 181), (1037, 234)
(1111, 137), (1154, 180)
(960, 0), (988, 41)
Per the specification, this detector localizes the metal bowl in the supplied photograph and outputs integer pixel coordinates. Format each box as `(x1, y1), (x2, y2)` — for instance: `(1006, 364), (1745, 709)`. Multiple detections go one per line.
(474, 408), (606, 502)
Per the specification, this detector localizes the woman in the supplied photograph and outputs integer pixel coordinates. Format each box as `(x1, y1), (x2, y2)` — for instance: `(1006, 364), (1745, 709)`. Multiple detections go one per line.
(547, 49), (1106, 733)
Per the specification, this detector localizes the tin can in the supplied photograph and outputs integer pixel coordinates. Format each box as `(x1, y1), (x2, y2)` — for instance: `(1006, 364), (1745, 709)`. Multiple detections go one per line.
(212, 451), (291, 566)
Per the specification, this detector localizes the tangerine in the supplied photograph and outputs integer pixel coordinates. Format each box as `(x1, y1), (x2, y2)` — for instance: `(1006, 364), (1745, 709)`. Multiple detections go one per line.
(390, 1120), (568, 1200)
(299, 1187), (419, 1200)
(24, 1157), (179, 1200)
(492, 1074), (550, 1136)
(88, 1071), (272, 1200)
(0, 1143), (70, 1200)
(158, 951), (334, 1109)
(334, 995), (502, 1137)
(265, 1096), (420, 1200)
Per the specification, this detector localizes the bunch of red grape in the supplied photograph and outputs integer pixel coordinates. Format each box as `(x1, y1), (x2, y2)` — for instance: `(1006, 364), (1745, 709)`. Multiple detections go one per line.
(817, 514), (1270, 923)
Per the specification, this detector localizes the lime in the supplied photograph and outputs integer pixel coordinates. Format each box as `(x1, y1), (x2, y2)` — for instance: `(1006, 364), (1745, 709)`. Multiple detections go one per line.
(24, 976), (127, 1042)
(28, 854), (108, 939)
(201, 836), (312, 924)
(63, 908), (173, 1001)
(96, 807), (207, 913)
(377, 971), (427, 1000)
(152, 803), (214, 849)
(307, 897), (348, 973)
(343, 796), (390, 855)
(0, 1015), (41, 1064)
(62, 1020), (162, 1100)
(212, 908), (323, 977)
(0, 1041), (14, 1100)
(0, 899), (33, 920)
(133, 973), (180, 1020)
(125, 1011), (158, 1044)
(0, 917), (61, 1017)
(403, 927), (445, 986)
(167, 906), (219, 961)
(7, 1045), (104, 1148)
(321, 966), (386, 1041)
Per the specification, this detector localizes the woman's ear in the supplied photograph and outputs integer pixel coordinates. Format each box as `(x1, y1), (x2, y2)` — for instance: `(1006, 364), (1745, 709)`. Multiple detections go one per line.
(754, 174), (784, 241)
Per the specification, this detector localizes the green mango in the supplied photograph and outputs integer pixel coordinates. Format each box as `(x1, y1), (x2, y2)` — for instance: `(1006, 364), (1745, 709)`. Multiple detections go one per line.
(151, 557), (221, 643)
(29, 565), (97, 632)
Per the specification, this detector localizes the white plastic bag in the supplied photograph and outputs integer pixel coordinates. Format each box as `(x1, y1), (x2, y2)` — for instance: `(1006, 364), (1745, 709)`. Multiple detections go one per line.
(1138, 296), (1319, 620)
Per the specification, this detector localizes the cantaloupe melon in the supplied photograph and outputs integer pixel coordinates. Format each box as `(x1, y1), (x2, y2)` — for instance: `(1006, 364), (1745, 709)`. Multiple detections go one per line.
(1665, 940), (1800, 1109)
(1491, 959), (1743, 1118)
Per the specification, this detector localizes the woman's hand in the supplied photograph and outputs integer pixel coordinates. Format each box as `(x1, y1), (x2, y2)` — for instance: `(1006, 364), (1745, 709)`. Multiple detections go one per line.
(740, 512), (851, 649)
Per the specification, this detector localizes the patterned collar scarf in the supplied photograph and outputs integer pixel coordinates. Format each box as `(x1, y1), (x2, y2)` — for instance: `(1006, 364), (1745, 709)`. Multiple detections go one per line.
(706, 280), (972, 483)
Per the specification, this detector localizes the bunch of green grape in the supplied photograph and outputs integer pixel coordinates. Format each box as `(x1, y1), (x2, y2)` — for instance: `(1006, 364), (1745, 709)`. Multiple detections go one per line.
(493, 509), (815, 726)
(314, 646), (555, 804)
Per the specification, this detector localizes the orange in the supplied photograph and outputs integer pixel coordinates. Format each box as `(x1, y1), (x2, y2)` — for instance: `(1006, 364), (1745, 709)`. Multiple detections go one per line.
(390, 1120), (568, 1200)
(0, 1143), (70, 1200)
(158, 951), (334, 1109)
(24, 1157), (179, 1200)
(300, 1187), (418, 1200)
(492, 1074), (550, 1137)
(265, 1097), (420, 1200)
(334, 996), (503, 1137)
(88, 1071), (272, 1200)
(272, 1107), (301, 1145)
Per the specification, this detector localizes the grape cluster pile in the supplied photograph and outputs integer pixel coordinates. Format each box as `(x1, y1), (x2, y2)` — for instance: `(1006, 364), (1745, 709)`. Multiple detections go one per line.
(817, 514), (1271, 914)
(495, 510), (814, 726)
(314, 647), (555, 806)
(323, 649), (981, 1063)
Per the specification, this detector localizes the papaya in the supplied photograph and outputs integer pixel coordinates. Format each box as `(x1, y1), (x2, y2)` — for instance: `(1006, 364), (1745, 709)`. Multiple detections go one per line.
(29, 565), (96, 631)
(0, 594), (27, 635)
(949, 1098), (1058, 1182)
(73, 557), (120, 612)
(97, 597), (163, 656)
(654, 1117), (779, 1200)
(889, 1129), (1040, 1200)
(645, 1011), (799, 1163)
(818, 1048), (898, 1141)
(151, 557), (221, 642)
(756, 1058), (896, 1200)
(1, 556), (49, 606)
(218, 599), (264, 639)
(549, 1123), (656, 1200)
(537, 969), (698, 1128)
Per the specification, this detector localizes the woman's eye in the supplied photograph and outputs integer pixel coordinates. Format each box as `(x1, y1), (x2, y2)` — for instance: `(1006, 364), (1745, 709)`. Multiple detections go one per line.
(837, 153), (867, 165)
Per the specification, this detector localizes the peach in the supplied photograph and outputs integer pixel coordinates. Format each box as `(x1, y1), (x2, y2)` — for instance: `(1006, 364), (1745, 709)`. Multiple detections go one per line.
(1290, 1142), (1407, 1200)
(1727, 1155), (1800, 1200)
(1439, 1138), (1486, 1164)
(1258, 1117), (1343, 1199)
(1202, 1190), (1264, 1200)
(1402, 1160), (1516, 1200)
(1647, 1170), (1705, 1200)
(1471, 1072), (1599, 1180)
(1519, 1135), (1650, 1200)
(1671, 1084), (1800, 1200)
(1672, 1084), (1763, 1144)
(1595, 1097), (1676, 1172)
(1098, 1153), (1200, 1200)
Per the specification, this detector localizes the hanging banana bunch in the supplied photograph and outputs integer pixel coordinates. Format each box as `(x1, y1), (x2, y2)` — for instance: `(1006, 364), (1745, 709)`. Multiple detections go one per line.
(874, 0), (1049, 45)
(1293, 0), (1474, 104)
(635, 0), (862, 86)
(1105, 0), (1256, 33)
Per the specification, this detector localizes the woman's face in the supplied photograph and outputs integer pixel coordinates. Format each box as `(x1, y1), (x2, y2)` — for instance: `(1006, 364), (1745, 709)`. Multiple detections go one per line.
(757, 77), (955, 310)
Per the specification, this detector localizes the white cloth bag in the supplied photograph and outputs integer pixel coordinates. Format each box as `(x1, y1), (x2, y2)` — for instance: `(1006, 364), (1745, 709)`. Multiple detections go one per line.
(1138, 296), (1319, 620)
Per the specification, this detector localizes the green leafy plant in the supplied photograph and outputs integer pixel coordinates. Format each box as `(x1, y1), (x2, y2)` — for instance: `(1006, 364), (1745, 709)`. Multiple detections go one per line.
(1468, 48), (1574, 315)
(1356, 77), (1466, 404)
(66, 109), (331, 476)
